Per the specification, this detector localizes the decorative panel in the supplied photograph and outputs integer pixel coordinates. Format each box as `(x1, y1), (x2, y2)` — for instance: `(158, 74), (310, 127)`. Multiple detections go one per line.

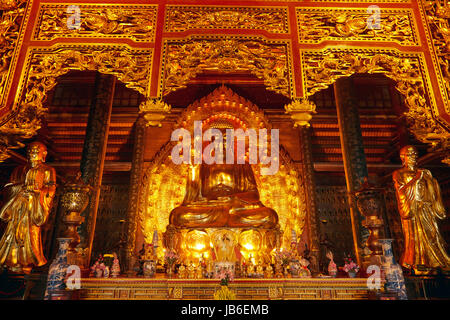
(165, 6), (289, 34)
(296, 7), (418, 46)
(161, 36), (293, 97)
(33, 4), (157, 42)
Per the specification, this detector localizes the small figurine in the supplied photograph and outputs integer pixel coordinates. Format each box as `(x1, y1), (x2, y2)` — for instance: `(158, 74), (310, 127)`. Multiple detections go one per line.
(256, 264), (264, 278)
(275, 261), (283, 278)
(206, 260), (214, 278)
(178, 264), (186, 278)
(264, 265), (274, 278)
(111, 252), (121, 277)
(195, 264), (203, 279)
(187, 261), (195, 279)
(326, 251), (337, 277)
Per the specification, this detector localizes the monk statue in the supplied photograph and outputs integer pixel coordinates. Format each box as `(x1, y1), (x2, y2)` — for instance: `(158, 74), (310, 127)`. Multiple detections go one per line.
(392, 145), (450, 273)
(169, 128), (278, 229)
(0, 142), (56, 273)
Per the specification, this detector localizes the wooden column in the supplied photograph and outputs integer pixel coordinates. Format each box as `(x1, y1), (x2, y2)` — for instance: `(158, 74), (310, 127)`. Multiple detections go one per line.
(334, 77), (369, 267)
(298, 126), (321, 273)
(124, 116), (147, 272)
(79, 73), (116, 266)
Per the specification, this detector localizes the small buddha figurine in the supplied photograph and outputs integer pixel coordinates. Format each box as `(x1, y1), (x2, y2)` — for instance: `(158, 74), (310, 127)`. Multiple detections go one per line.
(264, 264), (274, 278)
(393, 146), (450, 273)
(178, 264), (186, 278)
(0, 142), (56, 273)
(247, 262), (255, 277)
(256, 264), (264, 278)
(195, 264), (203, 279)
(187, 261), (196, 279)
(275, 261), (283, 278)
(169, 127), (278, 229)
(206, 260), (214, 278)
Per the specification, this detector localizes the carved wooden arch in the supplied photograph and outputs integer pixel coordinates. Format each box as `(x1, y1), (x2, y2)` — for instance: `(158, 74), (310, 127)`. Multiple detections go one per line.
(301, 49), (450, 164)
(174, 85), (272, 131)
(0, 45), (152, 160)
(134, 87), (308, 260)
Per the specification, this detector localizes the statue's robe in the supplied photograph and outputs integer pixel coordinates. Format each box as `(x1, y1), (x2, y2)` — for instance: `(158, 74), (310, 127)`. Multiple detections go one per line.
(0, 164), (56, 268)
(393, 168), (450, 269)
(170, 163), (278, 228)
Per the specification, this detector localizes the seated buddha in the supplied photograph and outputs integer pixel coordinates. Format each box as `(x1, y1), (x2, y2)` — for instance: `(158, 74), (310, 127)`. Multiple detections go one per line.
(169, 129), (278, 229)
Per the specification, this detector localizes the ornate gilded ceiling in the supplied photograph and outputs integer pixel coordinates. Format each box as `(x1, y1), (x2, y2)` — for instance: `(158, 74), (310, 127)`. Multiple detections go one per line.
(0, 0), (449, 164)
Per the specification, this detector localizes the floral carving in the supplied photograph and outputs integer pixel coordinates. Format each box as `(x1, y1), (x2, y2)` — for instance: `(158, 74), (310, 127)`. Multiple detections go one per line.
(163, 38), (291, 97)
(0, 0), (27, 106)
(302, 49), (450, 160)
(0, 46), (152, 161)
(297, 8), (417, 45)
(165, 6), (288, 33)
(34, 4), (157, 42)
(423, 1), (450, 107)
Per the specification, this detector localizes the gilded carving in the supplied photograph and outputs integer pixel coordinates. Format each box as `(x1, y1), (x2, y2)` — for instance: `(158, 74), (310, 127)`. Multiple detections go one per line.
(0, 0), (27, 106)
(139, 98), (171, 127)
(34, 4), (157, 42)
(165, 6), (288, 34)
(284, 98), (317, 127)
(297, 8), (417, 45)
(0, 46), (152, 161)
(301, 49), (450, 159)
(162, 38), (292, 97)
(423, 1), (450, 108)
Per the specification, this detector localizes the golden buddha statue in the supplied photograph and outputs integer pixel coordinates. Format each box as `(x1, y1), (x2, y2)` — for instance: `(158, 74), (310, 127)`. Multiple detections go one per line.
(0, 142), (56, 273)
(169, 128), (278, 229)
(393, 145), (450, 273)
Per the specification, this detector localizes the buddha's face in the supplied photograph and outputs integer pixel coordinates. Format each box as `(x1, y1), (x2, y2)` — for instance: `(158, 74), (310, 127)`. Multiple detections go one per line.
(400, 146), (418, 169)
(27, 143), (47, 164)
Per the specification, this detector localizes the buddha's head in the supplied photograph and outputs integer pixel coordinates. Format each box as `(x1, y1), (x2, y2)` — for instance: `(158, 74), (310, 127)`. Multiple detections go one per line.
(399, 145), (418, 169)
(27, 142), (47, 166)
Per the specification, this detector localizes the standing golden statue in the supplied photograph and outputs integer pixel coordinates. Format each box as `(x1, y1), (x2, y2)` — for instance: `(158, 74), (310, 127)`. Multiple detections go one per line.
(392, 145), (450, 274)
(0, 142), (56, 273)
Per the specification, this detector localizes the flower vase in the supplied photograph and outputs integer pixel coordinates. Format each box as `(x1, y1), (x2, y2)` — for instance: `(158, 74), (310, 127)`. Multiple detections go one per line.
(348, 271), (357, 278)
(95, 268), (103, 278)
(379, 239), (407, 300)
(44, 238), (71, 300)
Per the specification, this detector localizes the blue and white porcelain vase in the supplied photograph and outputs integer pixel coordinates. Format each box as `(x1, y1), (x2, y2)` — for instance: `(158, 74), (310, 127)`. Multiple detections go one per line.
(44, 238), (71, 299)
(379, 239), (408, 300)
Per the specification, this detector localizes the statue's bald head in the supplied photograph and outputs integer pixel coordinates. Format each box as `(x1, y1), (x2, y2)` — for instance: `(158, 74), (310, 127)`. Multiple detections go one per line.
(399, 145), (418, 167)
(27, 142), (48, 163)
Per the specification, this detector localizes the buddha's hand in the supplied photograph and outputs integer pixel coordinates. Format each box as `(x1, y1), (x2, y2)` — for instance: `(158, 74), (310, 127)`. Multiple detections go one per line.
(24, 184), (40, 193)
